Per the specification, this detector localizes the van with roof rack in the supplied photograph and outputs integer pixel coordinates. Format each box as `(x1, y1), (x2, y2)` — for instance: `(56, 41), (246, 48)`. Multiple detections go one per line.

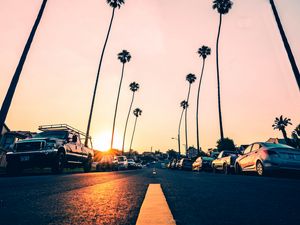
(6, 124), (94, 175)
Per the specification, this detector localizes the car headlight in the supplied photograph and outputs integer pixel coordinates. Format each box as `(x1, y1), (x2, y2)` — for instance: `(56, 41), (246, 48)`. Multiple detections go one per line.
(45, 142), (57, 150)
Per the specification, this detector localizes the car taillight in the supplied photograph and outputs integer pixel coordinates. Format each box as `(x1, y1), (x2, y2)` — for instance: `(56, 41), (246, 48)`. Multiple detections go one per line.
(261, 149), (279, 159)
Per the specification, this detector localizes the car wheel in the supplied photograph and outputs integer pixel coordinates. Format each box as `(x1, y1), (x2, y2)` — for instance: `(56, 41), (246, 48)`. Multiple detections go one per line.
(256, 161), (265, 176)
(84, 156), (92, 173)
(212, 164), (217, 173)
(6, 163), (22, 176)
(235, 163), (242, 175)
(52, 152), (65, 174)
(223, 164), (229, 175)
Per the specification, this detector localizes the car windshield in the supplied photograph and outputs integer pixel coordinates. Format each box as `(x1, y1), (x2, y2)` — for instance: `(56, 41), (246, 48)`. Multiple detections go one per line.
(34, 131), (68, 139)
(128, 159), (134, 162)
(117, 157), (126, 162)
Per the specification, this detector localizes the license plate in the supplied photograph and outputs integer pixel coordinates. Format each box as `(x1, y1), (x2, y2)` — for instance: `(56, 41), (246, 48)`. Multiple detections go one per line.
(20, 156), (30, 162)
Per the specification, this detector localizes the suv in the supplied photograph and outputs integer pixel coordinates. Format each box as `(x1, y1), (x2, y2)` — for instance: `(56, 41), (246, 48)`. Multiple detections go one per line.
(112, 156), (128, 170)
(6, 124), (94, 175)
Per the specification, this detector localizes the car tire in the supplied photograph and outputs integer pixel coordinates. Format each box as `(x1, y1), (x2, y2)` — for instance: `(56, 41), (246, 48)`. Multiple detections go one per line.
(6, 163), (22, 176)
(223, 164), (229, 175)
(212, 164), (217, 173)
(52, 152), (65, 174)
(84, 156), (92, 173)
(235, 163), (242, 175)
(256, 161), (265, 176)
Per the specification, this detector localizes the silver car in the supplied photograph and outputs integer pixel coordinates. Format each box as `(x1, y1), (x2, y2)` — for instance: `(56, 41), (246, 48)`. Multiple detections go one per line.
(235, 142), (300, 176)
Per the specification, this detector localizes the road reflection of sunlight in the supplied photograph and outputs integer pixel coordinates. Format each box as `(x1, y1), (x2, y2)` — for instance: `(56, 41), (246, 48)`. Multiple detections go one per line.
(45, 176), (144, 225)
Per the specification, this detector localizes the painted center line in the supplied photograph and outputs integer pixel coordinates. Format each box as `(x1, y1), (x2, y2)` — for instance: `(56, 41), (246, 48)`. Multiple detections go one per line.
(136, 184), (176, 225)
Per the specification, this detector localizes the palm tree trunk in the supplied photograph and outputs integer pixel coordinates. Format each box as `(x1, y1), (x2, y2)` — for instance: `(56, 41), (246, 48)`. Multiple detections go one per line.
(129, 116), (138, 151)
(178, 108), (185, 158)
(216, 13), (224, 141)
(281, 128), (291, 146)
(269, 0), (300, 90)
(196, 59), (206, 155)
(111, 63), (125, 149)
(0, 0), (47, 135)
(185, 84), (192, 155)
(122, 92), (135, 154)
(85, 8), (116, 147)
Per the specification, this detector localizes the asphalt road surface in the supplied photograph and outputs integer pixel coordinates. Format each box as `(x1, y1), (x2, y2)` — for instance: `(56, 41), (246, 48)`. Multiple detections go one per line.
(1, 167), (300, 225)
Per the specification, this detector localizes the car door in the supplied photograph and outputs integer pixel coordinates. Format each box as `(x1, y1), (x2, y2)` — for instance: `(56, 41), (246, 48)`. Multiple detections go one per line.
(238, 145), (252, 170)
(248, 143), (261, 170)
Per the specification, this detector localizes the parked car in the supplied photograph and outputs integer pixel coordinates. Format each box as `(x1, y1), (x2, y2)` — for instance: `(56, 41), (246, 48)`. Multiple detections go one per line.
(235, 142), (300, 176)
(127, 158), (136, 169)
(212, 151), (238, 174)
(170, 159), (178, 169)
(178, 158), (193, 170)
(6, 124), (94, 175)
(112, 156), (128, 170)
(96, 156), (114, 172)
(192, 156), (214, 172)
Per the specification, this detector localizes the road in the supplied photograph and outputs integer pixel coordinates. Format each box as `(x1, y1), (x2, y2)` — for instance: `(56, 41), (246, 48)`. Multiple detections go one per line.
(1, 167), (300, 225)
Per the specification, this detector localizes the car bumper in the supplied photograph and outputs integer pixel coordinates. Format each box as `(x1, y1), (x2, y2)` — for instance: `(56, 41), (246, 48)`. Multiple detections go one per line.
(263, 161), (300, 172)
(6, 151), (57, 168)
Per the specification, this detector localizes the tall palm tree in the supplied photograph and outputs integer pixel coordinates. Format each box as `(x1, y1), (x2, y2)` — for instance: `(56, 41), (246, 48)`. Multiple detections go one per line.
(212, 0), (233, 142)
(269, 0), (300, 90)
(129, 108), (142, 151)
(185, 73), (197, 154)
(85, 0), (125, 147)
(178, 100), (188, 158)
(272, 115), (292, 145)
(0, 0), (48, 136)
(122, 82), (139, 154)
(110, 50), (131, 149)
(196, 46), (211, 155)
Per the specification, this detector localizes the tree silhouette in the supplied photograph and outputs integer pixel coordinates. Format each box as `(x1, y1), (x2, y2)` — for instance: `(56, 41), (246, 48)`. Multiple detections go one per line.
(196, 46), (211, 155)
(269, 0), (300, 90)
(111, 50), (131, 149)
(185, 74), (196, 154)
(122, 82), (139, 154)
(178, 100), (188, 158)
(0, 0), (48, 136)
(85, 0), (125, 147)
(272, 115), (292, 145)
(129, 108), (142, 151)
(212, 0), (233, 142)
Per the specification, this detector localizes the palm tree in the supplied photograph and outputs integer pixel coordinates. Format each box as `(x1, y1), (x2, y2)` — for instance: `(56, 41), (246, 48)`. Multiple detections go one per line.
(122, 82), (139, 154)
(212, 0), (233, 142)
(272, 115), (292, 145)
(129, 108), (142, 151)
(178, 100), (188, 158)
(110, 50), (131, 150)
(269, 0), (300, 89)
(185, 74), (197, 154)
(85, 0), (125, 147)
(0, 0), (48, 136)
(196, 46), (211, 155)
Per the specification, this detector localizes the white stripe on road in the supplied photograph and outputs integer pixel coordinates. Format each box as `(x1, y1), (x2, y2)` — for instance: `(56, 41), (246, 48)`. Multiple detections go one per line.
(136, 184), (176, 225)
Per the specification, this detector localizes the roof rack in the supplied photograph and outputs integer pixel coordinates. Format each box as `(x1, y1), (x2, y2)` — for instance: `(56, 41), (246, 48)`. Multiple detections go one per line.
(38, 124), (91, 139)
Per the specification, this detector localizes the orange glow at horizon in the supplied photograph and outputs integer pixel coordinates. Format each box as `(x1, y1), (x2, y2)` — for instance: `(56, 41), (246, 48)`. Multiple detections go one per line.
(93, 131), (123, 152)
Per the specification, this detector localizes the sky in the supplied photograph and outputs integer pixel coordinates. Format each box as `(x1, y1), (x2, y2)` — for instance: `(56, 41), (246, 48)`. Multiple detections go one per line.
(0, 0), (299, 153)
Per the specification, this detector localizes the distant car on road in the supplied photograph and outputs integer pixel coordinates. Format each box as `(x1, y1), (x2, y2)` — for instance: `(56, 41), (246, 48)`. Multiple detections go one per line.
(177, 158), (193, 170)
(6, 124), (94, 175)
(235, 142), (300, 176)
(127, 158), (136, 169)
(192, 156), (214, 172)
(212, 151), (239, 174)
(96, 156), (114, 172)
(112, 156), (128, 170)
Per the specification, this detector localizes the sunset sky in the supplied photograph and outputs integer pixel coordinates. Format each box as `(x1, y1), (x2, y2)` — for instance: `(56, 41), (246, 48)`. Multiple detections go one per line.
(0, 0), (299, 152)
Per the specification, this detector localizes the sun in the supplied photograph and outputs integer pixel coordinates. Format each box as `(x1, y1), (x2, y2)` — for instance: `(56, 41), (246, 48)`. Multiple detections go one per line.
(93, 131), (123, 151)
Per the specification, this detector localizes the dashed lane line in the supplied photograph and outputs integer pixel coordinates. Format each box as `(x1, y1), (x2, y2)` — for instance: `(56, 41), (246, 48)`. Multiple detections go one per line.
(136, 184), (176, 225)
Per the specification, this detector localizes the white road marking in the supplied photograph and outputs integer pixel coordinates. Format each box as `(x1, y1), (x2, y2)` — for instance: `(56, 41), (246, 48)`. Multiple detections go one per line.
(136, 184), (176, 225)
